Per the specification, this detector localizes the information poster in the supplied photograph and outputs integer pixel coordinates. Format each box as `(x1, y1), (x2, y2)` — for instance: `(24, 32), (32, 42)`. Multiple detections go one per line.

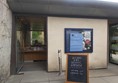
(70, 32), (83, 51)
(65, 28), (93, 53)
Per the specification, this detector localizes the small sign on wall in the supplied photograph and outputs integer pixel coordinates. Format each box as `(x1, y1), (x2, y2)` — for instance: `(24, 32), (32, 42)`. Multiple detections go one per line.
(65, 28), (93, 53)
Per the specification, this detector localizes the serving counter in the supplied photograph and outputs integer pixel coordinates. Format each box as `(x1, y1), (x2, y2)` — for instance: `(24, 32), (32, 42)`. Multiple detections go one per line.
(23, 50), (47, 61)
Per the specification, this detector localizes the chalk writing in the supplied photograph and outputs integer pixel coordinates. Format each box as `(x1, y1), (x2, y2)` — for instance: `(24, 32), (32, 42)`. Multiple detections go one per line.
(67, 55), (87, 83)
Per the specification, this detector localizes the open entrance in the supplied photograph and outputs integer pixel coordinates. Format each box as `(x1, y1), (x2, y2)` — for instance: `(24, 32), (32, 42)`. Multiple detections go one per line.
(15, 16), (47, 73)
(109, 19), (118, 65)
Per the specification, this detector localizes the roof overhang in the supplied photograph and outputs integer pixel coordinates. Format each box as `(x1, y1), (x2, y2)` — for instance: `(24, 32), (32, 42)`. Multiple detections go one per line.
(7, 0), (118, 18)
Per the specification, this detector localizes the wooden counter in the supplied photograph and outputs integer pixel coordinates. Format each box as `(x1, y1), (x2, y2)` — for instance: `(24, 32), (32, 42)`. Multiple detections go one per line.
(23, 50), (47, 61)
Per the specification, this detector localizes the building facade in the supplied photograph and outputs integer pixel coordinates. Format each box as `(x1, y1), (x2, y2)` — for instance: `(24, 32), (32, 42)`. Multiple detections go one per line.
(1, 0), (118, 83)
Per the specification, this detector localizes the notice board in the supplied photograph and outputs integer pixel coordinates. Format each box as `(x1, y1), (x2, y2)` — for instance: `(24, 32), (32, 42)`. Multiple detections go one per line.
(66, 54), (89, 83)
(65, 28), (93, 53)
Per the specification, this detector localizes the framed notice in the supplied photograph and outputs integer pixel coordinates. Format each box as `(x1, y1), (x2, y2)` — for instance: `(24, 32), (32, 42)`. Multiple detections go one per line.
(65, 28), (93, 53)
(66, 54), (89, 83)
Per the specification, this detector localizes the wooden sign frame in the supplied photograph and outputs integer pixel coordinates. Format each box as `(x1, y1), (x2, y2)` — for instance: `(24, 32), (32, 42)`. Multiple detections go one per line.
(65, 53), (89, 83)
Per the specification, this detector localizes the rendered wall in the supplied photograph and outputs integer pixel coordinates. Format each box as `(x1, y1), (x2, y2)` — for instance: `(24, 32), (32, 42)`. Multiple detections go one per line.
(48, 17), (108, 71)
(0, 0), (12, 83)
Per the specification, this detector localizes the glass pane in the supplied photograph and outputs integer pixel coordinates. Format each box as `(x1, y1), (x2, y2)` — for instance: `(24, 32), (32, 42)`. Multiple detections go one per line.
(31, 31), (44, 45)
(16, 31), (24, 73)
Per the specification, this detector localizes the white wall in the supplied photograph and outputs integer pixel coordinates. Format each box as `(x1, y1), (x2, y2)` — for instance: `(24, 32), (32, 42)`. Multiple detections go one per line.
(0, 0), (12, 83)
(48, 17), (108, 71)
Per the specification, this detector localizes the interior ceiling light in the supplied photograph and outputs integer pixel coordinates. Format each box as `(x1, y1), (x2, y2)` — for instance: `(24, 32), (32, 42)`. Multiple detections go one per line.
(99, 0), (118, 3)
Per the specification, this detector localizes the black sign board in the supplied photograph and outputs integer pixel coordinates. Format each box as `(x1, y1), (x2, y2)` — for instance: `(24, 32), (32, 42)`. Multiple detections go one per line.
(66, 54), (89, 83)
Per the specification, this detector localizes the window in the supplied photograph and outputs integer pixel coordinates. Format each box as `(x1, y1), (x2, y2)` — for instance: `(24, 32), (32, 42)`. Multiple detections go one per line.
(31, 31), (44, 45)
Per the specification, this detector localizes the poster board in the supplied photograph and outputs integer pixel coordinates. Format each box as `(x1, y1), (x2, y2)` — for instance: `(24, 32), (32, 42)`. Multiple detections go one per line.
(65, 28), (93, 53)
(65, 53), (89, 83)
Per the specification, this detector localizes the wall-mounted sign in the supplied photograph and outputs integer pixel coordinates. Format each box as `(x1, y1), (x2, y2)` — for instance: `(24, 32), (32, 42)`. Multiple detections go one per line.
(66, 54), (89, 83)
(65, 28), (93, 53)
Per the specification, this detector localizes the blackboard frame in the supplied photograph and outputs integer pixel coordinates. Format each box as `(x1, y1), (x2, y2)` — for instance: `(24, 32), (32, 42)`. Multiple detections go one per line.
(65, 28), (93, 53)
(65, 53), (89, 83)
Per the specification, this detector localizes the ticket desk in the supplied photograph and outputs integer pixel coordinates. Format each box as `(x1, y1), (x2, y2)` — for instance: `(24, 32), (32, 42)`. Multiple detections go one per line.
(23, 49), (47, 61)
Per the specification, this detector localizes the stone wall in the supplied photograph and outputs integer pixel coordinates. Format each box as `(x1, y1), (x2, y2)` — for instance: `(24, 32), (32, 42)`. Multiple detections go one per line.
(0, 0), (12, 83)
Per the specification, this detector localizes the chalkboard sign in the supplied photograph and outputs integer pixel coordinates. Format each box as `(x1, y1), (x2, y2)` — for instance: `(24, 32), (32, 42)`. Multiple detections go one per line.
(66, 54), (89, 83)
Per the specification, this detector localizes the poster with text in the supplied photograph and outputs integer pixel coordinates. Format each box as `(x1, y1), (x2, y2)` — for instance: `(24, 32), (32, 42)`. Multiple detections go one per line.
(70, 32), (83, 51)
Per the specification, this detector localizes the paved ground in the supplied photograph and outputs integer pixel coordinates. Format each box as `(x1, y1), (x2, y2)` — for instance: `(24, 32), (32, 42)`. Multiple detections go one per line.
(6, 62), (118, 83)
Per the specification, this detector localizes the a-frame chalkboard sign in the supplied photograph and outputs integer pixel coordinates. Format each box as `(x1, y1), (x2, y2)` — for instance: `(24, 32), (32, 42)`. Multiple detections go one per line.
(65, 53), (89, 83)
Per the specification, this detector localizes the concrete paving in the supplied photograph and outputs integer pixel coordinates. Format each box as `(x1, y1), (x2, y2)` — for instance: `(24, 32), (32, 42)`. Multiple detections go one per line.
(6, 63), (118, 83)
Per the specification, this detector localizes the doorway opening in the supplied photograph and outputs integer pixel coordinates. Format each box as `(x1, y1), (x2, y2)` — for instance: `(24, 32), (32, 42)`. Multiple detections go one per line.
(109, 19), (118, 65)
(15, 16), (47, 73)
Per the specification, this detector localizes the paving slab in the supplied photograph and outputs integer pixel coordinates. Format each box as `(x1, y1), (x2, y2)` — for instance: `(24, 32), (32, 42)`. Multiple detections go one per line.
(48, 72), (65, 81)
(90, 78), (108, 83)
(50, 80), (65, 83)
(6, 75), (23, 83)
(21, 81), (49, 83)
(89, 69), (117, 77)
(20, 71), (49, 83)
(102, 76), (118, 83)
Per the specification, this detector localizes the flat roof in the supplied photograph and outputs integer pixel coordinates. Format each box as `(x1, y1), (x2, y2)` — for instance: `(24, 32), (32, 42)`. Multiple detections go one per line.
(7, 0), (118, 18)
